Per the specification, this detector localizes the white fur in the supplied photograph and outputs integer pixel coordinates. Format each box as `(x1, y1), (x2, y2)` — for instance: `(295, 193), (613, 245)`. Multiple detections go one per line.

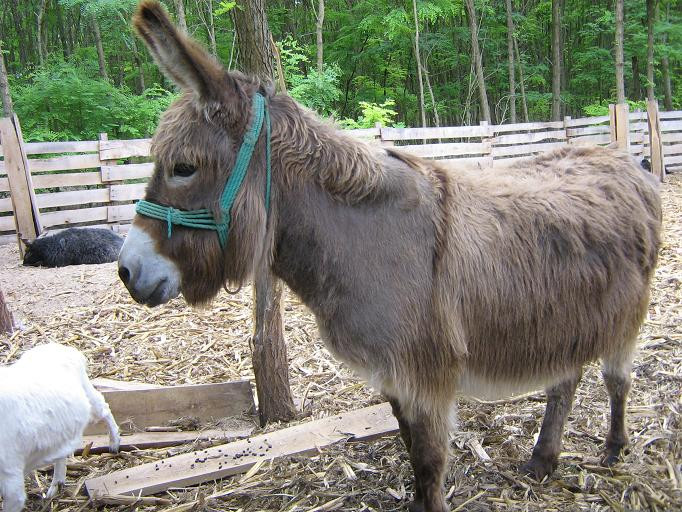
(0, 344), (120, 512)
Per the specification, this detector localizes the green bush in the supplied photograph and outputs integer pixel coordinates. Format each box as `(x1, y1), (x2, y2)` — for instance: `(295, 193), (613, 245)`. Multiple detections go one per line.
(12, 59), (176, 141)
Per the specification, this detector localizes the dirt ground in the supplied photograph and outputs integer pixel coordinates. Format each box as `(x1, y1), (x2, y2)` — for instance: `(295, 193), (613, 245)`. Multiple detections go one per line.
(0, 174), (680, 512)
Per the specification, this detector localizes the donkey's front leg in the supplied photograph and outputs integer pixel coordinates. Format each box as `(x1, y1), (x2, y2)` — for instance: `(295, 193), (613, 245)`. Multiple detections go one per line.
(406, 408), (450, 512)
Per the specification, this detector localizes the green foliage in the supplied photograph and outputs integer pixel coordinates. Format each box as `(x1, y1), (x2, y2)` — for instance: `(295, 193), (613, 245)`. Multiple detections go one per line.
(12, 59), (176, 141)
(338, 100), (402, 129)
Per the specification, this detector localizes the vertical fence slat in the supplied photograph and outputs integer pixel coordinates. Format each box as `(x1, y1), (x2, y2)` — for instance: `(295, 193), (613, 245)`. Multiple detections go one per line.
(647, 101), (665, 181)
(614, 103), (631, 151)
(0, 115), (41, 255)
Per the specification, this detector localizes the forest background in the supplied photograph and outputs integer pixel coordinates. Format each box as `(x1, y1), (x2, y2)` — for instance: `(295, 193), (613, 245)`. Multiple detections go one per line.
(0, 0), (679, 142)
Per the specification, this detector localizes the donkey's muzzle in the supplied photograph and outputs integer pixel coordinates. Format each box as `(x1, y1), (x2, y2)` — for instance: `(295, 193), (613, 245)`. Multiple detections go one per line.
(117, 224), (181, 307)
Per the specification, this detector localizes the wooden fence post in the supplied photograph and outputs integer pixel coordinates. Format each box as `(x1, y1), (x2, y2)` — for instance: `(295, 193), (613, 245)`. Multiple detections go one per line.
(647, 100), (665, 181)
(99, 132), (123, 230)
(0, 114), (41, 256)
(564, 116), (572, 145)
(612, 103), (630, 151)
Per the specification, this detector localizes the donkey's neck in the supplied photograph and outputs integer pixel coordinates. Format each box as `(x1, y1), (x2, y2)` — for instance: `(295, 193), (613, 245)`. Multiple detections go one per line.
(269, 96), (389, 203)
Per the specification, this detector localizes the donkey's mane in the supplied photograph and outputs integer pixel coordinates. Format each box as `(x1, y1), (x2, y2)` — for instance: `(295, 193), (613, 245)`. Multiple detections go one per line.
(270, 94), (399, 203)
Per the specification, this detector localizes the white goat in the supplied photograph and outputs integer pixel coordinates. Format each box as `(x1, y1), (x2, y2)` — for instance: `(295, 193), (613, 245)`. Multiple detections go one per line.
(0, 343), (120, 512)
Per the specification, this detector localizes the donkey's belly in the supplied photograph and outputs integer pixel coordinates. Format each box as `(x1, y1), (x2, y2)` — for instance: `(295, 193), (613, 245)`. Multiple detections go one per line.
(456, 369), (576, 400)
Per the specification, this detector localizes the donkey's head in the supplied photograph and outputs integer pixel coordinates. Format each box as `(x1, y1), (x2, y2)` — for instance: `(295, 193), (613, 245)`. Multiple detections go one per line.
(118, 0), (272, 306)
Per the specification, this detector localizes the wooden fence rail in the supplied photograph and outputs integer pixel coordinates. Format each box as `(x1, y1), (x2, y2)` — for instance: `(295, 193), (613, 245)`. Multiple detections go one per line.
(0, 104), (675, 247)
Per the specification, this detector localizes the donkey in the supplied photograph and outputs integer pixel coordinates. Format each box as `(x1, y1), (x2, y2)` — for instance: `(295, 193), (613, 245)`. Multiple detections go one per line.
(118, 3), (661, 510)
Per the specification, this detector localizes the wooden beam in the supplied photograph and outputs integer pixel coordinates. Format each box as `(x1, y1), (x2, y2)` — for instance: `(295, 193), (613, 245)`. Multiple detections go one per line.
(647, 100), (665, 181)
(79, 427), (254, 454)
(0, 115), (41, 254)
(85, 403), (398, 498)
(92, 378), (165, 392)
(614, 103), (631, 151)
(86, 380), (255, 435)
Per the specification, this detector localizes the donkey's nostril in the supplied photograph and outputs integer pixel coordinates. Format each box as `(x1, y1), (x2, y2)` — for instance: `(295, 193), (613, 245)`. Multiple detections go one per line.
(118, 265), (131, 286)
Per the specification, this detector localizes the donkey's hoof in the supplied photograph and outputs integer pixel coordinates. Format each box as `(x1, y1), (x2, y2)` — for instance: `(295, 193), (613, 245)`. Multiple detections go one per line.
(601, 442), (626, 466)
(520, 456), (557, 481)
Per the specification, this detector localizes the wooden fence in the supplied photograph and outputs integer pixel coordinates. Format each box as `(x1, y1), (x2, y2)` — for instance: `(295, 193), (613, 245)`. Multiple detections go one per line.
(1, 103), (677, 247)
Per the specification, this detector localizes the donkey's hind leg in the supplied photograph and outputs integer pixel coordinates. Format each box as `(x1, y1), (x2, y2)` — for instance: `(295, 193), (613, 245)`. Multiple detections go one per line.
(521, 370), (582, 481)
(388, 397), (413, 452)
(403, 404), (450, 512)
(601, 349), (634, 466)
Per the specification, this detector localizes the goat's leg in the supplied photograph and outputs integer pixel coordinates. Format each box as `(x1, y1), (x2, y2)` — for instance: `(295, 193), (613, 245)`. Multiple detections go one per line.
(46, 459), (67, 499)
(0, 471), (26, 512)
(601, 353), (633, 466)
(405, 408), (450, 512)
(388, 397), (413, 452)
(521, 371), (581, 481)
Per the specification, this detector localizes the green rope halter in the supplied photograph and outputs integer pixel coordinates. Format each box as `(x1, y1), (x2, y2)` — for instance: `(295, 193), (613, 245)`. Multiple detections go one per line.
(135, 92), (271, 249)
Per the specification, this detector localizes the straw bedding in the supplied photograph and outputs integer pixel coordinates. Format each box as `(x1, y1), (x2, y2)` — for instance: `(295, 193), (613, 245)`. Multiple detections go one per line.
(0, 174), (680, 511)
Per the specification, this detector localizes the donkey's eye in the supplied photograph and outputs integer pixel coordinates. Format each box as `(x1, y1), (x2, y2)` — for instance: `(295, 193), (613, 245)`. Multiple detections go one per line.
(173, 163), (196, 177)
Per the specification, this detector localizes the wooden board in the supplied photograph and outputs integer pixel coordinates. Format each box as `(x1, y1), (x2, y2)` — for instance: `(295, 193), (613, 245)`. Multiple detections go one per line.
(32, 170), (103, 189)
(491, 141), (566, 158)
(40, 206), (109, 228)
(92, 378), (165, 392)
(99, 139), (151, 160)
(381, 125), (490, 141)
(28, 153), (102, 173)
(399, 142), (489, 158)
(492, 120), (565, 133)
(101, 162), (154, 182)
(79, 428), (254, 454)
(0, 214), (16, 231)
(492, 130), (567, 145)
(109, 183), (147, 202)
(0, 176), (9, 192)
(86, 380), (255, 435)
(36, 188), (110, 209)
(566, 115), (610, 127)
(107, 204), (137, 223)
(22, 140), (99, 156)
(659, 110), (682, 120)
(85, 403), (398, 497)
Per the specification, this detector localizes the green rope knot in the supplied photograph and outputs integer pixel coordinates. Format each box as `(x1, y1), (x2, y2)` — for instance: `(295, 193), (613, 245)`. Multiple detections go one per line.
(135, 92), (271, 250)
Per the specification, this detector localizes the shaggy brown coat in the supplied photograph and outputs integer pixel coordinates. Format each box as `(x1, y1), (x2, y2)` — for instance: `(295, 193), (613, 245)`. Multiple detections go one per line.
(123, 3), (662, 511)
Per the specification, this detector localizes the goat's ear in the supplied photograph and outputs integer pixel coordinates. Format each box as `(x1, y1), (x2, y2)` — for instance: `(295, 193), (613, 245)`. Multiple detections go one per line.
(133, 1), (233, 102)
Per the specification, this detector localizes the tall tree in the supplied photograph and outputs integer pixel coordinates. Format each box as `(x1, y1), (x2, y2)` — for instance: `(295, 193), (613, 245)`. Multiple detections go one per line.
(412, 0), (427, 127)
(646, 0), (655, 101)
(174, 0), (187, 32)
(231, 0), (297, 426)
(316, 0), (324, 73)
(514, 37), (529, 123)
(615, 0), (625, 103)
(37, 0), (49, 66)
(0, 40), (13, 116)
(505, 0), (516, 123)
(551, 0), (562, 120)
(465, 0), (491, 123)
(661, 2), (673, 110)
(91, 16), (108, 80)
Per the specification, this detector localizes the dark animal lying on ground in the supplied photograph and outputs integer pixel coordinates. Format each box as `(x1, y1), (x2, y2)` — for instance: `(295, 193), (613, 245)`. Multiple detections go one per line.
(23, 228), (124, 267)
(117, 3), (663, 511)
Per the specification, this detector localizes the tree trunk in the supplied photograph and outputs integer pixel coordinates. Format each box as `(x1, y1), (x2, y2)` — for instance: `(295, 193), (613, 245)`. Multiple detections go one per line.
(646, 0), (655, 101)
(412, 0), (426, 127)
(174, 0), (188, 33)
(505, 0), (516, 123)
(632, 55), (641, 101)
(0, 40), (13, 117)
(37, 0), (48, 66)
(514, 36), (529, 122)
(423, 62), (440, 127)
(131, 36), (145, 93)
(199, 0), (217, 56)
(316, 0), (324, 73)
(231, 0), (296, 426)
(661, 4), (673, 110)
(614, 0), (625, 104)
(551, 0), (562, 120)
(465, 0), (491, 123)
(232, 0), (274, 81)
(0, 288), (15, 334)
(91, 17), (108, 81)
(54, 0), (71, 57)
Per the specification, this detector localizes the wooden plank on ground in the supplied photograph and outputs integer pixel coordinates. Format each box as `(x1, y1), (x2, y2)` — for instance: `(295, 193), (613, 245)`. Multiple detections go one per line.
(99, 139), (151, 160)
(92, 378), (165, 392)
(85, 380), (255, 435)
(85, 402), (398, 497)
(79, 427), (254, 454)
(101, 162), (154, 182)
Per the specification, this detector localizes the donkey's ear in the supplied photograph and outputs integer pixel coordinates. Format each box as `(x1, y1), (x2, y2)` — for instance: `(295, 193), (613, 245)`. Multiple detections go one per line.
(133, 1), (231, 101)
